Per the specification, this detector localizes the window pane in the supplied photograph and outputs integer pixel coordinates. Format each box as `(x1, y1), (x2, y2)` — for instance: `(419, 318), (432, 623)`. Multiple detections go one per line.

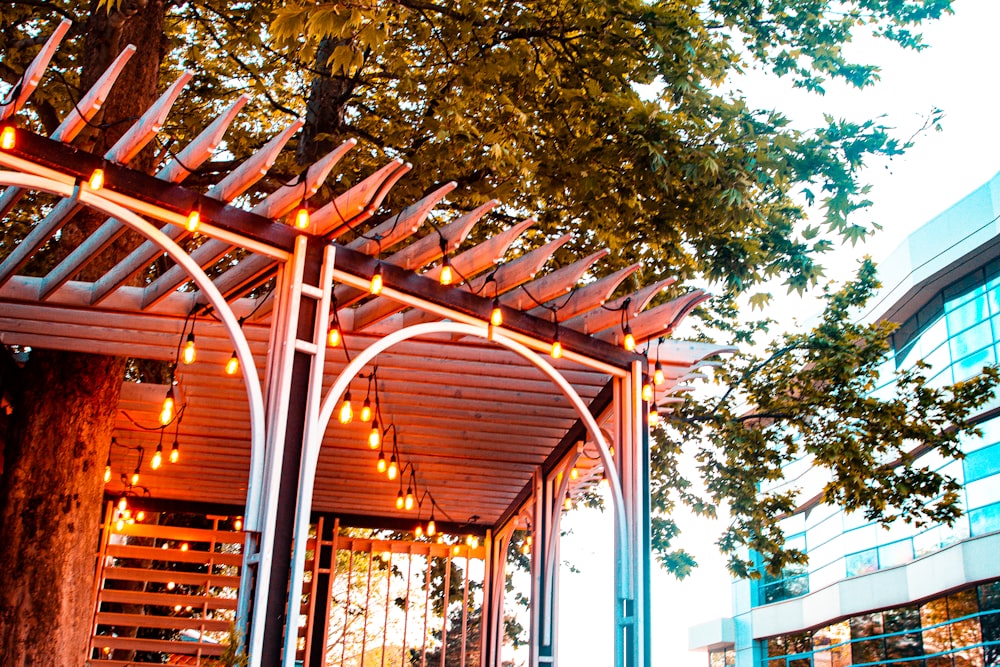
(965, 444), (1000, 484)
(947, 296), (988, 335)
(922, 598), (952, 656)
(852, 638), (886, 665)
(879, 539), (915, 569)
(847, 548), (879, 577)
(970, 503), (1000, 536)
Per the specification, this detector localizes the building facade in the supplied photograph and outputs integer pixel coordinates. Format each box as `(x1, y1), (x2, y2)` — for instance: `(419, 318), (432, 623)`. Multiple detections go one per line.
(690, 170), (1000, 667)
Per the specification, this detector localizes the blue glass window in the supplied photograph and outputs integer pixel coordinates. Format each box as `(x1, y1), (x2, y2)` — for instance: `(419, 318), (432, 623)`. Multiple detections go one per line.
(965, 444), (1000, 483)
(970, 502), (1000, 537)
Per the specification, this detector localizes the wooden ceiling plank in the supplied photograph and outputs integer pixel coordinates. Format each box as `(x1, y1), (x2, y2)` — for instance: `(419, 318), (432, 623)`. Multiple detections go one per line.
(250, 140), (356, 221)
(561, 277), (674, 336)
(314, 159), (410, 238)
(346, 182), (457, 257)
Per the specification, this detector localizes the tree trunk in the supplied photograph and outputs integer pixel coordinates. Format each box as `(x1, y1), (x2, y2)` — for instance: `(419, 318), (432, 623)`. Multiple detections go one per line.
(0, 3), (166, 665)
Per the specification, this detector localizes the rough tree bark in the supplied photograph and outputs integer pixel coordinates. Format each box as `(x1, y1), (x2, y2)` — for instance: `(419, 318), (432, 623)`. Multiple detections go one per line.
(0, 2), (166, 665)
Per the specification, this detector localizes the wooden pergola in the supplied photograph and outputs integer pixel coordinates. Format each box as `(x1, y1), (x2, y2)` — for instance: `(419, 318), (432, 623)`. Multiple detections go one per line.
(0, 23), (731, 667)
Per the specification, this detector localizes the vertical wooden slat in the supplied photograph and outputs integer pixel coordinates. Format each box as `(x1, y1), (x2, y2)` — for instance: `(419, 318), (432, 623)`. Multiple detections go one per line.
(88, 501), (115, 661)
(440, 552), (452, 667)
(380, 550), (392, 667)
(461, 554), (470, 666)
(400, 544), (414, 667)
(303, 516), (324, 664)
(360, 542), (375, 666)
(340, 547), (354, 667)
(421, 553), (432, 667)
(321, 518), (340, 667)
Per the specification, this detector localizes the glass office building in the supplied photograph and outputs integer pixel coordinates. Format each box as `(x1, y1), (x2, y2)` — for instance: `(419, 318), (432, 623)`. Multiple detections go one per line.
(690, 171), (1000, 667)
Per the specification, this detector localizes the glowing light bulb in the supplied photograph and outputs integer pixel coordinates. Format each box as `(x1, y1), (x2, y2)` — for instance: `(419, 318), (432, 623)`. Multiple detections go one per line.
(642, 382), (654, 403)
(135, 511), (145, 522)
(368, 421), (381, 449)
(295, 206), (310, 230)
(118, 495), (128, 512)
(426, 517), (436, 537)
(338, 391), (353, 424)
(623, 326), (636, 352)
(182, 332), (196, 364)
(654, 360), (665, 386)
(437, 534), (445, 544)
(599, 472), (610, 491)
(116, 517), (125, 531)
(131, 468), (140, 485)
(564, 494), (573, 511)
(169, 440), (179, 463)
(370, 266), (383, 295)
(376, 451), (387, 473)
(490, 299), (503, 327)
(180, 543), (189, 552)
(186, 210), (200, 233)
(328, 326), (341, 347)
(404, 487), (414, 511)
(453, 545), (461, 554)
(387, 455), (398, 481)
(360, 398), (372, 423)
(167, 581), (176, 591)
(396, 490), (405, 510)
(551, 338), (563, 359)
(225, 352), (239, 375)
(233, 516), (243, 531)
(466, 535), (479, 550)
(570, 466), (578, 481)
(103, 463), (112, 484)
(649, 406), (660, 426)
(174, 604), (182, 612)
(439, 259), (453, 286)
(415, 524), (424, 538)
(122, 508), (131, 521)
(159, 388), (175, 426)
(151, 445), (162, 470)
(0, 126), (15, 150)
(88, 168), (105, 190)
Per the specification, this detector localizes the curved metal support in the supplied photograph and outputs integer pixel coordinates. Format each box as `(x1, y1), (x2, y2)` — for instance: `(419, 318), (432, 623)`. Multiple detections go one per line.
(0, 170), (267, 630)
(284, 321), (632, 666)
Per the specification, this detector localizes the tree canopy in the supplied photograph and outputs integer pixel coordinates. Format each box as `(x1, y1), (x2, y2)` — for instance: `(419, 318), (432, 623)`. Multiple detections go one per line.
(0, 0), (988, 596)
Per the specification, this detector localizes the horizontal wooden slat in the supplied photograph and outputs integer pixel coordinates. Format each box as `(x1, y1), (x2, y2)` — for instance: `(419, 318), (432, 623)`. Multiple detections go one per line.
(105, 544), (243, 567)
(101, 566), (240, 588)
(95, 611), (231, 633)
(90, 634), (225, 656)
(98, 588), (237, 610)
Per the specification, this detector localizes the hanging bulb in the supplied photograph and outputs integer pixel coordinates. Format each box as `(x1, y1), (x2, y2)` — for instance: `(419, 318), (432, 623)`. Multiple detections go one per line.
(186, 210), (200, 233)
(570, 466), (578, 481)
(225, 351), (240, 376)
(159, 387), (175, 426)
(466, 535), (479, 550)
(182, 332), (196, 365)
(404, 487), (415, 511)
(387, 455), (398, 481)
(338, 390), (353, 424)
(649, 406), (660, 427)
(0, 126), (15, 150)
(295, 205), (310, 230)
(88, 168), (105, 190)
(642, 381), (654, 403)
(151, 444), (163, 470)
(599, 471), (610, 491)
(131, 467), (140, 485)
(396, 490), (405, 510)
(169, 440), (179, 463)
(376, 451), (387, 473)
(370, 264), (384, 295)
(563, 493), (573, 511)
(328, 325), (341, 347)
(103, 453), (112, 483)
(439, 257), (454, 286)
(135, 510), (145, 522)
(233, 516), (243, 531)
(551, 329), (563, 359)
(116, 516), (125, 531)
(368, 421), (381, 449)
(118, 495), (128, 512)
(654, 360), (665, 386)
(415, 524), (424, 538)
(360, 398), (373, 423)
(490, 298), (503, 327)
(623, 324), (636, 352)
(437, 534), (445, 544)
(426, 514), (436, 537)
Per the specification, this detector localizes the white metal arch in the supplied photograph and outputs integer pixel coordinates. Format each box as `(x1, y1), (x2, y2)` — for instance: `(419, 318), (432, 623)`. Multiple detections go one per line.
(283, 319), (633, 665)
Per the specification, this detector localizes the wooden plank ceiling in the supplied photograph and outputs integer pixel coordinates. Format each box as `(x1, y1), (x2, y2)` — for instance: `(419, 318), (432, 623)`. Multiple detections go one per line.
(0, 26), (730, 529)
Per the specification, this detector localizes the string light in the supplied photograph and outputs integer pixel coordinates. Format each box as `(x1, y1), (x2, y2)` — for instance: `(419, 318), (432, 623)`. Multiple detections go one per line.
(135, 510), (145, 522)
(169, 439), (179, 463)
(327, 325), (341, 347)
(396, 490), (405, 510)
(338, 390), (353, 424)
(654, 360), (665, 386)
(0, 126), (14, 150)
(642, 380), (654, 403)
(370, 264), (384, 295)
(294, 205), (310, 230)
(439, 256), (454, 286)
(490, 298), (503, 327)
(151, 443), (163, 470)
(87, 168), (105, 190)
(185, 210), (200, 233)
(623, 323), (636, 351)
(570, 466), (579, 481)
(521, 535), (532, 556)
(415, 524), (424, 538)
(387, 455), (398, 481)
(466, 535), (479, 549)
(426, 512), (436, 537)
(116, 515), (125, 531)
(130, 466), (140, 485)
(404, 486), (415, 511)
(104, 453), (112, 483)
(225, 351), (239, 375)
(376, 451), (387, 473)
(563, 493), (573, 511)
(649, 406), (660, 426)
(233, 516), (243, 531)
(182, 332), (196, 364)
(118, 495), (128, 512)
(159, 387), (175, 426)
(360, 397), (373, 423)
(368, 421), (381, 449)
(551, 327), (562, 359)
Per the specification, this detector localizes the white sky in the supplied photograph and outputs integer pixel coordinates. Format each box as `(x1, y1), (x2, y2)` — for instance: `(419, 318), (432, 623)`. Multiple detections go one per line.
(556, 2), (1000, 665)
